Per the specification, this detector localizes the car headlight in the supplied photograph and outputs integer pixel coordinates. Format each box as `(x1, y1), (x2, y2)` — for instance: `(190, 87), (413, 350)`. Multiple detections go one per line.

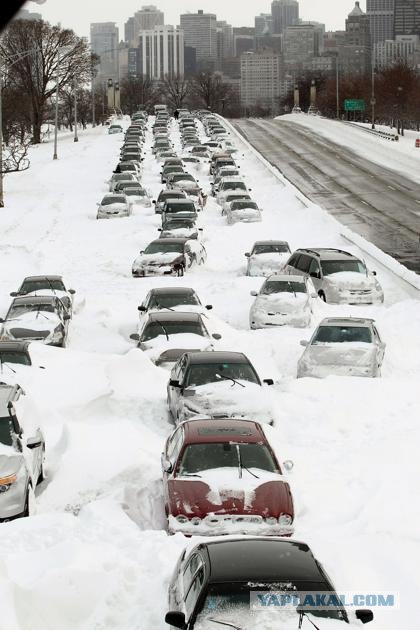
(265, 516), (277, 526)
(279, 514), (293, 526)
(175, 514), (189, 524)
(0, 473), (17, 493)
(190, 517), (201, 526)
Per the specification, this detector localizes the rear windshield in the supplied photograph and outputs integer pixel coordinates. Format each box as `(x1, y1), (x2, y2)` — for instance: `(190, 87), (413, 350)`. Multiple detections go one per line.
(165, 203), (195, 212)
(185, 362), (259, 387)
(20, 279), (65, 293)
(178, 443), (278, 475)
(262, 281), (307, 295)
(0, 351), (31, 366)
(313, 326), (372, 344)
(141, 320), (205, 342)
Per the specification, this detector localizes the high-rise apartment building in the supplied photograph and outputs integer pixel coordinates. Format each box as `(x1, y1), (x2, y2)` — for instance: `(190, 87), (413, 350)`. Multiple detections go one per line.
(125, 5), (164, 47)
(366, 0), (394, 43)
(90, 22), (119, 84)
(255, 13), (274, 36)
(180, 10), (217, 68)
(271, 0), (299, 34)
(284, 23), (324, 68)
(138, 25), (184, 80)
(240, 50), (282, 112)
(394, 0), (420, 36)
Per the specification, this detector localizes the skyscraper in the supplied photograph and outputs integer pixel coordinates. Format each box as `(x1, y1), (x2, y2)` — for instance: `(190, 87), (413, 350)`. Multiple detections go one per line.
(271, 0), (299, 34)
(125, 5), (164, 47)
(180, 10), (218, 69)
(366, 0), (395, 43)
(341, 2), (372, 75)
(284, 23), (324, 68)
(394, 0), (420, 36)
(90, 22), (119, 84)
(255, 13), (274, 36)
(138, 25), (184, 79)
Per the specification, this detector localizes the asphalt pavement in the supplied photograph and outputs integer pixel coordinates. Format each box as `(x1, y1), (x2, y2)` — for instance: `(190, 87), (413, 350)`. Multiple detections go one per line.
(232, 118), (420, 273)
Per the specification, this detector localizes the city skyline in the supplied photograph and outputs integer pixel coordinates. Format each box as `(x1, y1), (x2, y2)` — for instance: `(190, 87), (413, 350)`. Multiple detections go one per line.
(30, 0), (366, 39)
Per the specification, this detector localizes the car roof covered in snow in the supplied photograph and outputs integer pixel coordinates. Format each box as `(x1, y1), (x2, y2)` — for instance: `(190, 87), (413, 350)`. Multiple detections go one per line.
(149, 287), (197, 295)
(185, 351), (250, 365)
(319, 317), (375, 327)
(267, 274), (305, 283)
(201, 538), (322, 583)
(22, 275), (63, 282)
(10, 295), (59, 306)
(181, 418), (265, 444)
(148, 238), (188, 246)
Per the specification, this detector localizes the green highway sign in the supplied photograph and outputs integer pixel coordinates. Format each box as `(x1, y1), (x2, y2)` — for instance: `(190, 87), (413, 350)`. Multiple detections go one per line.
(344, 99), (366, 112)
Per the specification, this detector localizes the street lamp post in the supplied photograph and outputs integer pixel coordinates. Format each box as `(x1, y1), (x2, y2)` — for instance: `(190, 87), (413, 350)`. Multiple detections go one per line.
(53, 46), (60, 159)
(73, 76), (78, 142)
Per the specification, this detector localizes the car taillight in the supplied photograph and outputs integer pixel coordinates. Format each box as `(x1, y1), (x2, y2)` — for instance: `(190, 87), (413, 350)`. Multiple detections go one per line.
(279, 514), (293, 526)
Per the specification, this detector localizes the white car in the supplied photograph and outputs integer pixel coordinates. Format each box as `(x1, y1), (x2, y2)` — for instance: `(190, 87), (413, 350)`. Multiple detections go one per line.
(167, 173), (198, 192)
(249, 275), (313, 329)
(0, 296), (70, 347)
(225, 200), (262, 224)
(109, 172), (137, 192)
(9, 275), (75, 315)
(216, 178), (250, 205)
(297, 317), (386, 378)
(245, 240), (291, 277)
(122, 185), (152, 208)
(158, 218), (202, 240)
(97, 194), (131, 219)
(220, 192), (252, 214)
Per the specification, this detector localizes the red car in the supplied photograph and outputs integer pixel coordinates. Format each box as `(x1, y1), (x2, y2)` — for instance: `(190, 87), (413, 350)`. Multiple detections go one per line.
(161, 418), (294, 536)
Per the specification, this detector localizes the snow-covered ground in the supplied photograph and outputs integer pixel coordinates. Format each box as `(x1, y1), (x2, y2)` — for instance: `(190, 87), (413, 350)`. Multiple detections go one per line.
(281, 112), (420, 185)
(0, 115), (419, 629)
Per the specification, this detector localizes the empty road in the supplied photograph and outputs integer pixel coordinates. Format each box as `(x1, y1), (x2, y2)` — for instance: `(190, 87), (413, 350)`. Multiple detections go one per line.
(232, 118), (420, 273)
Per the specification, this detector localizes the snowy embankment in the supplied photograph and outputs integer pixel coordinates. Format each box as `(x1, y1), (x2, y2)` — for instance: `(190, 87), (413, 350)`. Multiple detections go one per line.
(0, 118), (419, 629)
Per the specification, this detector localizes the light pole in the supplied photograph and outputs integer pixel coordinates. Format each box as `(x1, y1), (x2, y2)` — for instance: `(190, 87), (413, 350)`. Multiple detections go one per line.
(53, 46), (60, 159)
(73, 76), (78, 142)
(371, 50), (376, 129)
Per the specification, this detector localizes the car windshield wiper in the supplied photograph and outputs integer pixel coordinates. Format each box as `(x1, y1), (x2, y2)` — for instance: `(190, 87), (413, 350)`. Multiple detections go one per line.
(236, 444), (259, 479)
(298, 611), (321, 630)
(34, 305), (50, 321)
(215, 373), (245, 388)
(154, 320), (169, 340)
(287, 281), (297, 298)
(155, 301), (175, 312)
(180, 472), (202, 478)
(208, 618), (241, 630)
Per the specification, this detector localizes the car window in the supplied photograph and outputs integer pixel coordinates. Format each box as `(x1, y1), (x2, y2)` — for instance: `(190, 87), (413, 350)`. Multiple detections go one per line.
(287, 253), (299, 267)
(308, 259), (320, 276)
(297, 255), (312, 273)
(313, 326), (372, 344)
(185, 568), (205, 618)
(167, 426), (184, 462)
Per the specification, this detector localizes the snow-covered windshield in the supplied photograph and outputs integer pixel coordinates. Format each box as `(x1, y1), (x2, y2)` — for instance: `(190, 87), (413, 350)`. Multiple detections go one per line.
(0, 351), (31, 366)
(125, 188), (146, 196)
(262, 281), (307, 295)
(172, 174), (195, 182)
(8, 303), (55, 317)
(149, 293), (199, 309)
(0, 419), (14, 447)
(253, 244), (290, 254)
(20, 279), (65, 293)
(141, 320), (205, 342)
(144, 242), (184, 255)
(321, 260), (366, 275)
(313, 326), (372, 344)
(101, 196), (126, 206)
(178, 443), (278, 475)
(185, 363), (259, 387)
(162, 220), (195, 229)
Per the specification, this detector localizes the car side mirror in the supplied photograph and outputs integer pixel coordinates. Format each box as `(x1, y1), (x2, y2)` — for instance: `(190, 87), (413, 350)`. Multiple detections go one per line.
(69, 289), (76, 295)
(310, 271), (320, 279)
(355, 610), (374, 624)
(165, 611), (186, 629)
(26, 436), (42, 449)
(138, 306), (146, 312)
(245, 252), (250, 258)
(250, 291), (258, 297)
(10, 291), (18, 297)
(205, 305), (213, 310)
(263, 378), (274, 386)
(169, 379), (180, 388)
(158, 228), (162, 232)
(130, 333), (140, 341)
(248, 188), (252, 191)
(300, 340), (309, 347)
(283, 460), (294, 472)
(0, 318), (4, 323)
(161, 454), (173, 474)
(372, 270), (377, 276)
(212, 333), (222, 340)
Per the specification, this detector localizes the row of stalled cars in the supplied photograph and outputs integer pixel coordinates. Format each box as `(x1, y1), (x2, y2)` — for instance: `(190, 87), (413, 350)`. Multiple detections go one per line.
(115, 110), (377, 628)
(0, 275), (77, 521)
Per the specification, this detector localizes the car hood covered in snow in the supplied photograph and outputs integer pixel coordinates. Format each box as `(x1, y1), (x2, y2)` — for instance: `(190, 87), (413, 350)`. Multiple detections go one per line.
(133, 251), (183, 267)
(3, 310), (61, 334)
(252, 293), (309, 314)
(324, 272), (377, 290)
(303, 343), (377, 367)
(141, 333), (212, 364)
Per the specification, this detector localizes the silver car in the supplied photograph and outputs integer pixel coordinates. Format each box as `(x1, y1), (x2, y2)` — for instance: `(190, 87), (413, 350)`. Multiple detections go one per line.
(297, 317), (386, 378)
(250, 274), (313, 329)
(283, 248), (384, 304)
(97, 194), (131, 219)
(0, 384), (45, 521)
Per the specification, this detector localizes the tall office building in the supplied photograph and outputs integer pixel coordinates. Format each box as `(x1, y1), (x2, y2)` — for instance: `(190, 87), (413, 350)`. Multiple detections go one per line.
(255, 13), (274, 36)
(374, 33), (420, 67)
(341, 2), (371, 75)
(180, 10), (217, 68)
(217, 21), (234, 62)
(271, 0), (299, 34)
(138, 25), (184, 80)
(240, 50), (282, 112)
(90, 22), (119, 84)
(366, 0), (395, 43)
(394, 0), (420, 36)
(284, 23), (324, 68)
(125, 5), (164, 46)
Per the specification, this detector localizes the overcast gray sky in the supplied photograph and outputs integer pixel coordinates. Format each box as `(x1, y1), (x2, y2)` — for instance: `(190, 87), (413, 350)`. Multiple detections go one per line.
(29, 0), (365, 38)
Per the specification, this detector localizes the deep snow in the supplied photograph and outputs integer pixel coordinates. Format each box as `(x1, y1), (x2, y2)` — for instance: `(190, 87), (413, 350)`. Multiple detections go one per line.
(0, 115), (418, 629)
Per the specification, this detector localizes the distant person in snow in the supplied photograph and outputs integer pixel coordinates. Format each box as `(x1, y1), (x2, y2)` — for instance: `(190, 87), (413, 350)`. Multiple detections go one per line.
(174, 110), (179, 120)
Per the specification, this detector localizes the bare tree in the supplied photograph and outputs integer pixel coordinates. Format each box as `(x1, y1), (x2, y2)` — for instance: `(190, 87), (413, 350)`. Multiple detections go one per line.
(120, 75), (158, 115)
(190, 71), (232, 112)
(161, 74), (190, 109)
(2, 135), (31, 173)
(0, 19), (93, 143)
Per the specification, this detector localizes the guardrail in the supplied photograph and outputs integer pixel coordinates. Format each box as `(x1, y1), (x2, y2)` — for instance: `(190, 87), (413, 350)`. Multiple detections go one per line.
(342, 121), (399, 141)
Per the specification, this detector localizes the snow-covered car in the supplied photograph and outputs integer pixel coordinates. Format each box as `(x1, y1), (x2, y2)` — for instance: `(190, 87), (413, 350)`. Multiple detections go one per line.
(225, 200), (262, 224)
(130, 312), (221, 366)
(137, 287), (212, 321)
(245, 240), (291, 277)
(10, 275), (75, 314)
(220, 192), (251, 214)
(162, 418), (294, 536)
(96, 193), (131, 219)
(297, 317), (386, 378)
(165, 538), (374, 630)
(0, 383), (45, 521)
(153, 189), (187, 214)
(161, 199), (198, 224)
(181, 156), (201, 171)
(167, 173), (199, 192)
(283, 248), (384, 304)
(132, 238), (207, 277)
(167, 351), (275, 424)
(122, 185), (152, 208)
(249, 275), (314, 329)
(115, 161), (141, 177)
(0, 296), (70, 347)
(108, 124), (122, 134)
(161, 165), (184, 184)
(216, 178), (250, 205)
(186, 187), (207, 212)
(159, 218), (202, 240)
(108, 172), (137, 192)
(189, 146), (211, 159)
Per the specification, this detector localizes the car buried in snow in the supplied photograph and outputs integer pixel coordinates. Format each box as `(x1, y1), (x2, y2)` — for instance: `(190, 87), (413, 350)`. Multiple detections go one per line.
(153, 190), (188, 214)
(161, 199), (198, 224)
(245, 240), (291, 277)
(132, 238), (207, 277)
(159, 218), (203, 240)
(167, 351), (275, 425)
(130, 312), (221, 367)
(249, 275), (314, 329)
(121, 184), (152, 208)
(161, 418), (294, 537)
(0, 296), (70, 347)
(108, 172), (137, 192)
(297, 317), (386, 379)
(96, 193), (131, 219)
(10, 275), (75, 314)
(165, 537), (374, 629)
(167, 173), (199, 192)
(0, 383), (45, 522)
(137, 288), (212, 324)
(225, 200), (262, 224)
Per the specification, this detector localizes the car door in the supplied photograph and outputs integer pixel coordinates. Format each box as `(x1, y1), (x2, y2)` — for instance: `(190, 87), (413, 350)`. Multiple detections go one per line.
(372, 325), (385, 366)
(162, 426), (184, 511)
(308, 257), (322, 291)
